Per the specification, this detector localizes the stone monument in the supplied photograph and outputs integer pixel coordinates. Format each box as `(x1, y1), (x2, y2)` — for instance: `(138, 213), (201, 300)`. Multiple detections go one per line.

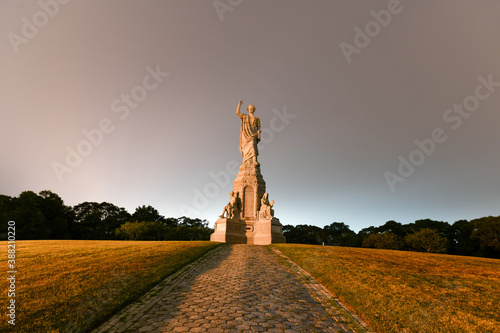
(210, 100), (286, 244)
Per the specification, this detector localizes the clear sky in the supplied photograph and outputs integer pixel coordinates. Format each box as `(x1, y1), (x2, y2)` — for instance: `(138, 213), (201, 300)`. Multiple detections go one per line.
(2, 1), (500, 232)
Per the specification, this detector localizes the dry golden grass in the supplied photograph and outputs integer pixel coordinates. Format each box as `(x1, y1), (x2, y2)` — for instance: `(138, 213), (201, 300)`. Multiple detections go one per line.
(272, 244), (500, 333)
(1, 240), (219, 333)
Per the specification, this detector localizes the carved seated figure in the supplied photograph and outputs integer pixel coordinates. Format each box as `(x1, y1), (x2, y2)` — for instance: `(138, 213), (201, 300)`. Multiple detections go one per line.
(220, 191), (241, 219)
(259, 192), (274, 220)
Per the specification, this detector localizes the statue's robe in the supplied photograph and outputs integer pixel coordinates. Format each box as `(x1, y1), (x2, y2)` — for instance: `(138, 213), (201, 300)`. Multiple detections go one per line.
(238, 113), (260, 164)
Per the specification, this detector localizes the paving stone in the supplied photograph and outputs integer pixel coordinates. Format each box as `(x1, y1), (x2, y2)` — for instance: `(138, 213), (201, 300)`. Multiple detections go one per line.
(92, 245), (372, 333)
(188, 328), (207, 333)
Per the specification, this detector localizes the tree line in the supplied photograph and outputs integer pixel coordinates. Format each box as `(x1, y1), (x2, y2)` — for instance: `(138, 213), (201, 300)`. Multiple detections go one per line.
(283, 218), (500, 258)
(1, 190), (498, 258)
(0, 190), (212, 241)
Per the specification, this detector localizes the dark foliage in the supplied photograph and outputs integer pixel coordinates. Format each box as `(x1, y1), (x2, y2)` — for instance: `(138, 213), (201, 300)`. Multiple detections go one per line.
(1, 190), (498, 258)
(0, 192), (212, 241)
(284, 218), (500, 258)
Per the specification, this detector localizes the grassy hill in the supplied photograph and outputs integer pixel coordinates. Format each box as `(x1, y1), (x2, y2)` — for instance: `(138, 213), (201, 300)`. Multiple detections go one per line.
(3, 241), (499, 332)
(272, 243), (500, 333)
(1, 240), (219, 333)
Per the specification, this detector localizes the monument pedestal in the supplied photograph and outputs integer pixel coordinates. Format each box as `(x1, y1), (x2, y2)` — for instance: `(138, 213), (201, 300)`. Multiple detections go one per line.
(210, 163), (286, 245)
(210, 217), (285, 245)
(210, 218), (246, 244)
(253, 218), (286, 245)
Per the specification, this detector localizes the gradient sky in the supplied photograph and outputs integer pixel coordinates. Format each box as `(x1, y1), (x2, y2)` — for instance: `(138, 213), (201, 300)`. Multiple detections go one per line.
(2, 1), (500, 232)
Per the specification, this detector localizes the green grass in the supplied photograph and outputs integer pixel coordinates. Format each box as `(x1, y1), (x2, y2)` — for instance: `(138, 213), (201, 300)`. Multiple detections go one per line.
(272, 244), (500, 333)
(1, 240), (219, 333)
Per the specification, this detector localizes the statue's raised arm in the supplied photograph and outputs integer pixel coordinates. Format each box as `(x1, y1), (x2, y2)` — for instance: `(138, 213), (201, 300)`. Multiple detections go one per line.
(236, 100), (243, 117)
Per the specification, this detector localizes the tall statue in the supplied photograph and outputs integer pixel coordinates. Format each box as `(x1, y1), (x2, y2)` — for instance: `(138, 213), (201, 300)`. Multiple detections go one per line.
(236, 100), (261, 165)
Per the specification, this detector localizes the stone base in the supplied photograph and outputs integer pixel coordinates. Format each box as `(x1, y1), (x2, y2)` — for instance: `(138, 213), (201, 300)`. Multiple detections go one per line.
(210, 218), (246, 244)
(210, 217), (285, 245)
(252, 218), (286, 245)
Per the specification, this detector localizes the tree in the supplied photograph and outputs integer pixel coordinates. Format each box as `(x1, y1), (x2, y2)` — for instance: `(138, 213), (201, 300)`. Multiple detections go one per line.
(471, 216), (500, 258)
(115, 221), (143, 240)
(404, 228), (447, 253)
(72, 202), (130, 239)
(282, 224), (323, 244)
(358, 226), (378, 237)
(132, 205), (165, 223)
(39, 190), (73, 239)
(176, 216), (210, 228)
(323, 222), (357, 246)
(0, 191), (72, 240)
(115, 221), (165, 240)
(448, 220), (480, 256)
(173, 217), (212, 240)
(362, 232), (400, 250)
(0, 195), (14, 238)
(282, 225), (298, 243)
(12, 191), (51, 239)
(115, 217), (212, 241)
(357, 226), (379, 248)
(164, 217), (179, 228)
(408, 219), (450, 235)
(377, 220), (405, 237)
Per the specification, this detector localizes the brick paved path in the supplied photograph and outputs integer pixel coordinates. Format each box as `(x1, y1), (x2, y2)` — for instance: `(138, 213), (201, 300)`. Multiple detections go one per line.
(93, 245), (370, 333)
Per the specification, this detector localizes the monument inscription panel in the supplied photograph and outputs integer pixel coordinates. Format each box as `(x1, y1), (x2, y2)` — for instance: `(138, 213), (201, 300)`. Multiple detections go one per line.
(243, 186), (254, 218)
